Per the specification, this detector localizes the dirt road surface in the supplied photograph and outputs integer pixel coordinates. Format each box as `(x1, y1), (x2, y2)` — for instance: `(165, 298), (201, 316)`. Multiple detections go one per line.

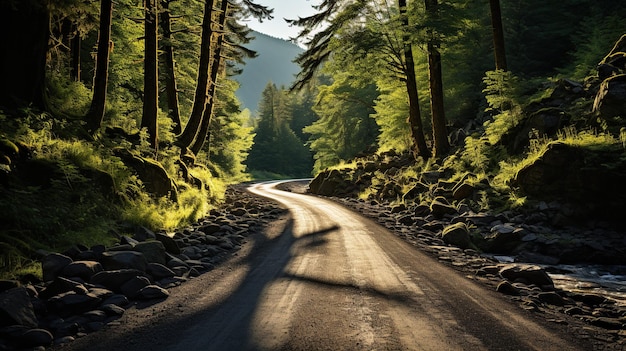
(59, 181), (593, 351)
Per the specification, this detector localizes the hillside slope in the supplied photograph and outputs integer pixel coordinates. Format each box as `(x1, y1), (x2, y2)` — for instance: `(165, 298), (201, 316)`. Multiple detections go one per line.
(235, 31), (304, 112)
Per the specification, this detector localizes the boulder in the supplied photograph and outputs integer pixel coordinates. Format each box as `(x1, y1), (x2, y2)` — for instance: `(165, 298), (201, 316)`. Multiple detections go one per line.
(38, 276), (87, 300)
(42, 253), (73, 282)
(91, 269), (146, 292)
(137, 285), (169, 300)
(0, 288), (38, 328)
(513, 142), (626, 220)
(402, 182), (428, 201)
(0, 280), (20, 293)
(15, 328), (53, 348)
(133, 241), (167, 265)
(100, 303), (125, 317)
(441, 223), (476, 250)
(120, 276), (151, 299)
(496, 281), (520, 296)
(430, 198), (457, 219)
(47, 291), (102, 317)
(593, 74), (626, 119)
(134, 226), (156, 242)
(452, 181), (475, 200)
(147, 263), (176, 280)
(60, 261), (103, 280)
(155, 232), (180, 255)
(308, 169), (355, 196)
(499, 264), (554, 290)
(100, 251), (148, 271)
(114, 149), (178, 201)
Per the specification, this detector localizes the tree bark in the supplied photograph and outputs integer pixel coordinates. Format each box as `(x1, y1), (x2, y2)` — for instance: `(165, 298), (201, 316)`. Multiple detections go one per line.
(0, 0), (49, 110)
(177, 0), (215, 148)
(160, 0), (182, 134)
(399, 0), (430, 159)
(489, 0), (507, 71)
(190, 0), (228, 155)
(142, 0), (159, 151)
(425, 0), (449, 157)
(86, 0), (113, 133)
(70, 28), (82, 82)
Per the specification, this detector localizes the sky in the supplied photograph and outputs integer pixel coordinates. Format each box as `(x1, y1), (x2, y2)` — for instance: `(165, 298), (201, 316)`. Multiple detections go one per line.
(244, 0), (323, 43)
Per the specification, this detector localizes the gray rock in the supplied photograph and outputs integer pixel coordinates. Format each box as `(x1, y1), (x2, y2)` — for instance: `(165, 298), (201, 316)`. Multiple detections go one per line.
(589, 316), (624, 330)
(17, 328), (53, 348)
(60, 261), (103, 280)
(101, 251), (148, 271)
(100, 303), (125, 317)
(91, 269), (146, 292)
(499, 264), (554, 289)
(537, 292), (565, 306)
(47, 291), (102, 317)
(147, 263), (176, 280)
(491, 224), (515, 234)
(430, 199), (457, 219)
(133, 241), (167, 265)
(155, 232), (180, 255)
(83, 310), (108, 322)
(441, 223), (476, 250)
(0, 288), (38, 328)
(134, 226), (157, 241)
(54, 335), (75, 346)
(88, 287), (114, 300)
(452, 181), (475, 200)
(496, 281), (520, 296)
(39, 276), (86, 300)
(101, 294), (129, 307)
(120, 276), (151, 299)
(137, 285), (169, 300)
(200, 223), (221, 235)
(42, 253), (73, 282)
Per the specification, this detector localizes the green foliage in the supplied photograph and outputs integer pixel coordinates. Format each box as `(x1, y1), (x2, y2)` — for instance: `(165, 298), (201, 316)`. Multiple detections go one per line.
(246, 83), (313, 177)
(186, 79), (256, 181)
(482, 70), (526, 145)
(372, 80), (413, 153)
(561, 14), (626, 79)
(305, 69), (379, 174)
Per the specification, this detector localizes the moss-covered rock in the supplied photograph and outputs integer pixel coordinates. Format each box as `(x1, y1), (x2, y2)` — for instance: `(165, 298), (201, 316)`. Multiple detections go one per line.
(513, 141), (626, 220)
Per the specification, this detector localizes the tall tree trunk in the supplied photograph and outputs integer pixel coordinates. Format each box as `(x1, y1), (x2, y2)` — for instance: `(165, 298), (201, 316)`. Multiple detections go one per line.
(86, 0), (113, 133)
(142, 0), (159, 151)
(399, 0), (430, 159)
(160, 0), (182, 134)
(0, 0), (49, 110)
(70, 28), (81, 82)
(190, 0), (228, 155)
(177, 0), (215, 148)
(489, 0), (507, 71)
(425, 0), (449, 157)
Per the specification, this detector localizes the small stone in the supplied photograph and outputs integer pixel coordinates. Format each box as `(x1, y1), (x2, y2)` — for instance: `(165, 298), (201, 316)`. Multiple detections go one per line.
(537, 292), (565, 306)
(137, 285), (169, 300)
(42, 253), (73, 282)
(17, 328), (53, 348)
(54, 335), (75, 345)
(496, 281), (520, 296)
(100, 304), (125, 317)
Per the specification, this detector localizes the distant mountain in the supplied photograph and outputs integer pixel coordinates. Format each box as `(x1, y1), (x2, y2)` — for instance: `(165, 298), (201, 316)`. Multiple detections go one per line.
(235, 31), (304, 113)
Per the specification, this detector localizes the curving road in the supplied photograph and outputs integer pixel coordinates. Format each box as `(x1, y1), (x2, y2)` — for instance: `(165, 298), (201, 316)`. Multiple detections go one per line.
(62, 181), (590, 351)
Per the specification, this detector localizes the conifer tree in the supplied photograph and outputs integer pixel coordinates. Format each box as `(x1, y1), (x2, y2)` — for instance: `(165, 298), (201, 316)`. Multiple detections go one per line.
(86, 0), (114, 133)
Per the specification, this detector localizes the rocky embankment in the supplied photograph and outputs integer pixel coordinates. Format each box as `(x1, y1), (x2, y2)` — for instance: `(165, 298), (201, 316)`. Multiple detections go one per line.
(290, 176), (626, 350)
(0, 185), (287, 350)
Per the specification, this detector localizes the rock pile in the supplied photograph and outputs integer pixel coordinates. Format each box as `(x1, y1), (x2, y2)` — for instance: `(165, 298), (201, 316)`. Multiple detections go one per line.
(0, 186), (286, 350)
(329, 194), (626, 346)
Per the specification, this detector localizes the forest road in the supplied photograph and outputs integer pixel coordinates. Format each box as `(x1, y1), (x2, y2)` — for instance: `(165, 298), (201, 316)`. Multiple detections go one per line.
(60, 180), (591, 351)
